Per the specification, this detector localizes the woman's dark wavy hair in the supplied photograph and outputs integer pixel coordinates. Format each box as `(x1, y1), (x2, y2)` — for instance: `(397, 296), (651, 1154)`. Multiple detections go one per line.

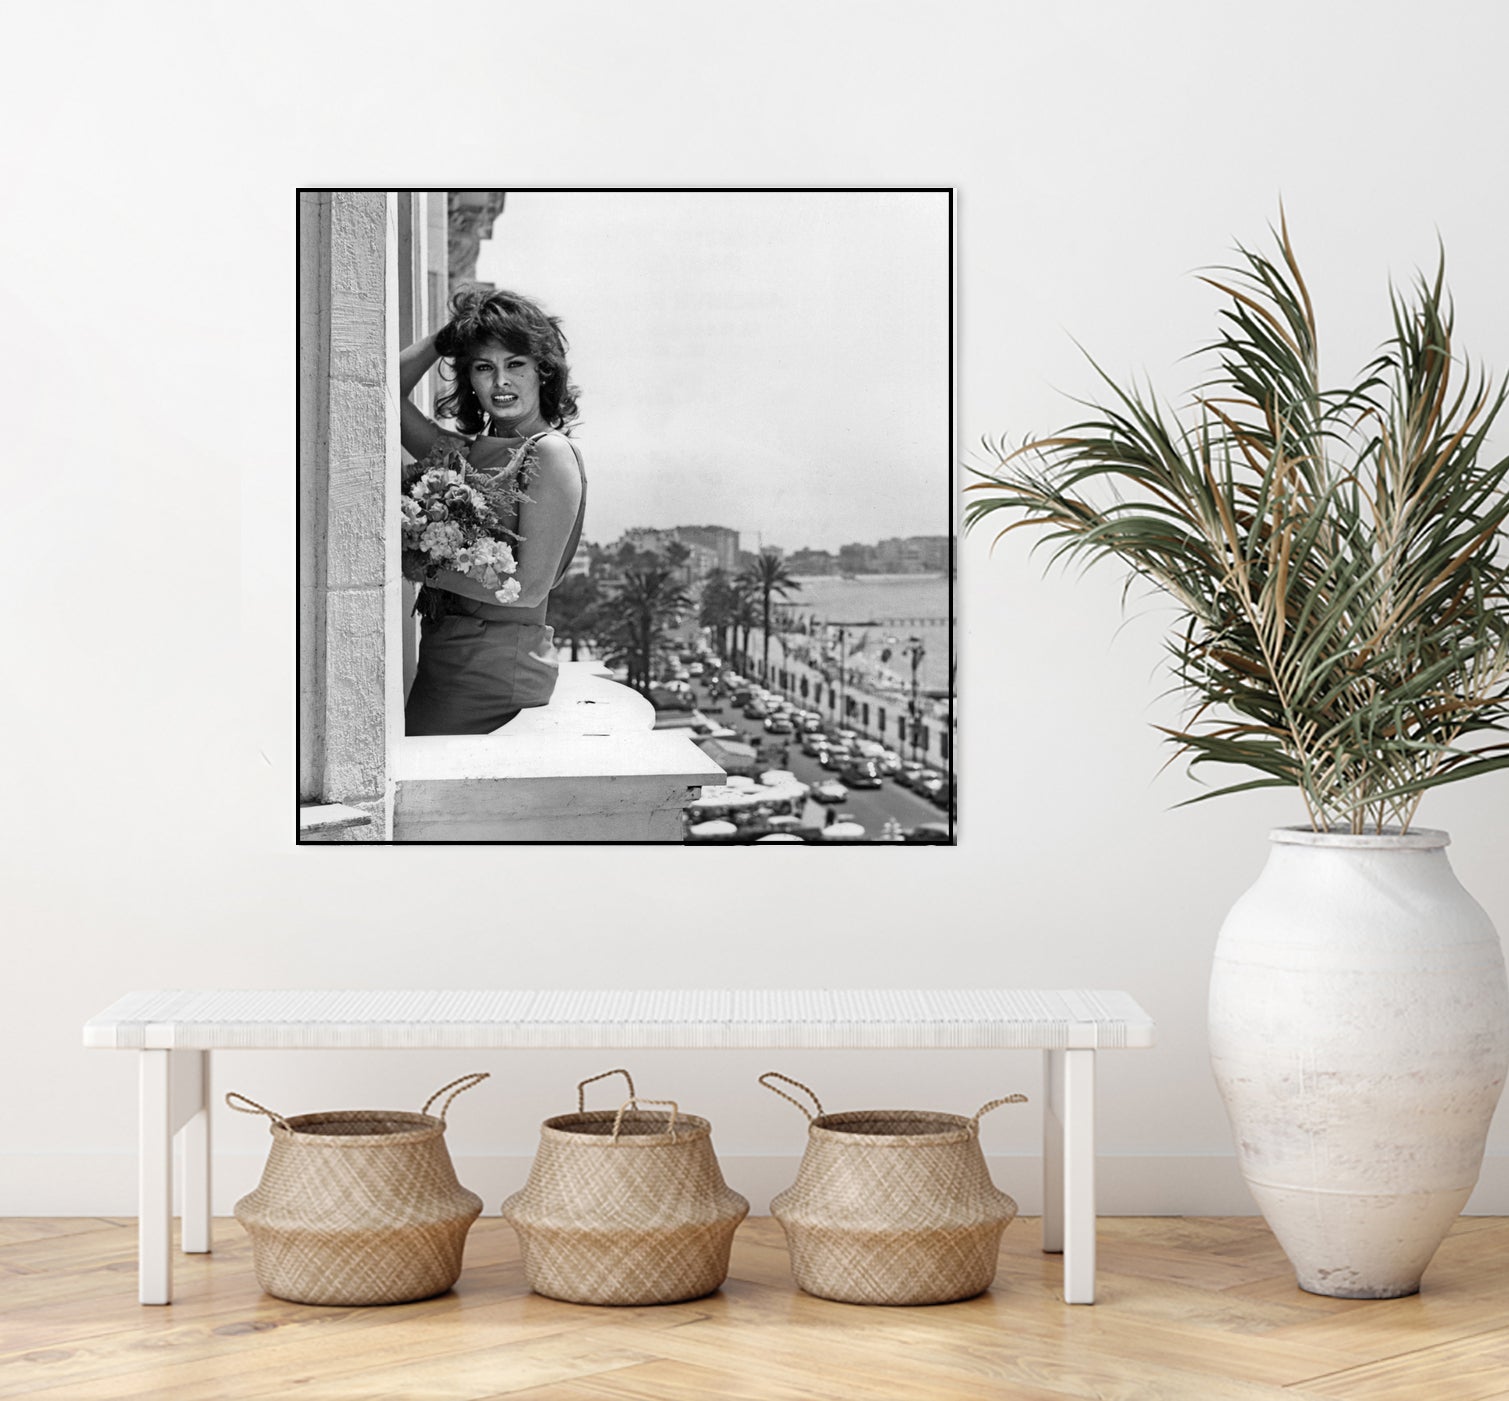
(433, 287), (579, 433)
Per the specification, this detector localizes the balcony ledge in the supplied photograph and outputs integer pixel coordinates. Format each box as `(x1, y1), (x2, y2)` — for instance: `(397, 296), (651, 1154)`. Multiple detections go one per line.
(393, 662), (726, 841)
(298, 803), (377, 838)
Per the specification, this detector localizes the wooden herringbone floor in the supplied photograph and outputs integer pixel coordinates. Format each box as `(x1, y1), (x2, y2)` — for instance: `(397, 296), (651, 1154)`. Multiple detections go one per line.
(4, 1216), (1509, 1398)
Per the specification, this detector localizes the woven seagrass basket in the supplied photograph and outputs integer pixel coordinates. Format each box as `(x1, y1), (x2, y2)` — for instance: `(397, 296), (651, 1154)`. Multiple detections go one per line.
(229, 1073), (487, 1306)
(762, 1072), (1027, 1305)
(502, 1069), (749, 1306)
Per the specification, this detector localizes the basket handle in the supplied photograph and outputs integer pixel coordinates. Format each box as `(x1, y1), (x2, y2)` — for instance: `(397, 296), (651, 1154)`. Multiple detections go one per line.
(421, 1072), (491, 1123)
(759, 1072), (824, 1123)
(611, 1097), (679, 1144)
(578, 1067), (637, 1112)
(971, 1093), (1029, 1134)
(225, 1091), (292, 1132)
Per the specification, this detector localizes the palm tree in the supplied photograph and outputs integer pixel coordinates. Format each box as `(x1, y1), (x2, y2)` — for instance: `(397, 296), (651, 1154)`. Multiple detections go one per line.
(545, 573), (600, 662)
(698, 568), (741, 661)
(663, 539), (693, 580)
(739, 550), (802, 684)
(730, 588), (761, 675)
(602, 567), (692, 696)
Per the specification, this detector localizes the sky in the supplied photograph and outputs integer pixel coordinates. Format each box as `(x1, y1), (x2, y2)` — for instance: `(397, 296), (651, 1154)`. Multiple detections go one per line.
(473, 190), (950, 555)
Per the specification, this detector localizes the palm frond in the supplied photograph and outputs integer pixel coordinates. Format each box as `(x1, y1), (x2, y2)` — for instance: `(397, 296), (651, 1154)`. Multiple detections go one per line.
(966, 220), (1509, 832)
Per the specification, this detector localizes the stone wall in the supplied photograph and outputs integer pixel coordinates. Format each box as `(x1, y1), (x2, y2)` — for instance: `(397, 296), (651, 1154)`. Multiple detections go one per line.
(298, 192), (403, 840)
(298, 193), (331, 804)
(447, 191), (506, 294)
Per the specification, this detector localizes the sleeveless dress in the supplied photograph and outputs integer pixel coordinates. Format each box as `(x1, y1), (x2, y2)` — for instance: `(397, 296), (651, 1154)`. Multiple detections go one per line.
(404, 431), (587, 736)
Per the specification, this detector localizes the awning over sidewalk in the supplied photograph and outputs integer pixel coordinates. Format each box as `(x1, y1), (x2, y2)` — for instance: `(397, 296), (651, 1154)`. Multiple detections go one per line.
(693, 737), (759, 775)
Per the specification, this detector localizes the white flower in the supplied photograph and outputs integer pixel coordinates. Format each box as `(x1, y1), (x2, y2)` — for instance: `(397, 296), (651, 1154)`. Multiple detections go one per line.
(493, 579), (522, 604)
(472, 538), (516, 573)
(419, 521), (463, 558)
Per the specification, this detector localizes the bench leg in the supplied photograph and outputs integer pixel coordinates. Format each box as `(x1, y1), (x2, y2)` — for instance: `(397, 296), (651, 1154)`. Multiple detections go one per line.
(139, 1051), (173, 1305)
(180, 1051), (211, 1255)
(1043, 1048), (1097, 1304)
(139, 1049), (213, 1303)
(1042, 1049), (1064, 1253)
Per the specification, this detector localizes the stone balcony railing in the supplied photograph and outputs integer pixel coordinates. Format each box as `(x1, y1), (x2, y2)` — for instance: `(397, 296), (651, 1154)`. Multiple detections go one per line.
(393, 662), (726, 841)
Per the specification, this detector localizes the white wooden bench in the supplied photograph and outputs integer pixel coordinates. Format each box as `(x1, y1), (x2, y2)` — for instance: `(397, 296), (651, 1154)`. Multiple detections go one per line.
(84, 989), (1156, 1306)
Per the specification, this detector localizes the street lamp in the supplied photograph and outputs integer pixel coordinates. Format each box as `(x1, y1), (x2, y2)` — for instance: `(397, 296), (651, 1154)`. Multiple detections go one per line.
(903, 636), (926, 762)
(822, 619), (879, 731)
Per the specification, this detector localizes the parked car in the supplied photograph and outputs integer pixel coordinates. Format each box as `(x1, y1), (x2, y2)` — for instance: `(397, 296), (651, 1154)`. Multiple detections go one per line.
(916, 771), (948, 803)
(928, 775), (956, 810)
(649, 687), (695, 712)
(841, 762), (883, 789)
(763, 715), (794, 734)
(801, 733), (830, 757)
(820, 747), (855, 771)
(895, 763), (929, 791)
(877, 749), (904, 775)
(743, 702), (769, 719)
(902, 822), (952, 844)
(812, 779), (849, 803)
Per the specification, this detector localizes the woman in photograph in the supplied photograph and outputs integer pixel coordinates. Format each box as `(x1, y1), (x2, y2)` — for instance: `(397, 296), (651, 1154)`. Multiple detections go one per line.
(400, 288), (586, 736)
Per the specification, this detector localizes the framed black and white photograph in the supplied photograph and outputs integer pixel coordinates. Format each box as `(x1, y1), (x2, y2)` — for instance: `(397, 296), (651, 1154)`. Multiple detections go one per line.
(299, 188), (955, 843)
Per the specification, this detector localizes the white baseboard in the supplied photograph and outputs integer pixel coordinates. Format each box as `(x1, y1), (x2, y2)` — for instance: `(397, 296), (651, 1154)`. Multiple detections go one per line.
(6, 1153), (1509, 1217)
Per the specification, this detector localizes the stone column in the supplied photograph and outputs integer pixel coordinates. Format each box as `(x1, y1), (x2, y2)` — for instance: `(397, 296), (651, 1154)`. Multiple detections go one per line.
(447, 191), (507, 295)
(298, 191), (403, 840)
(298, 192), (331, 806)
(396, 192), (431, 701)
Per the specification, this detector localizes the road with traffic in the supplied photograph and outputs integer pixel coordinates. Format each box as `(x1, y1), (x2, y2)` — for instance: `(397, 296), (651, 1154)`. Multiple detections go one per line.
(783, 746), (948, 835)
(699, 698), (950, 836)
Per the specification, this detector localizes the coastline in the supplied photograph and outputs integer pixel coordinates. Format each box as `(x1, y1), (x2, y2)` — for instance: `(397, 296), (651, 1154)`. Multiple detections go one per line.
(769, 573), (953, 694)
(789, 572), (948, 583)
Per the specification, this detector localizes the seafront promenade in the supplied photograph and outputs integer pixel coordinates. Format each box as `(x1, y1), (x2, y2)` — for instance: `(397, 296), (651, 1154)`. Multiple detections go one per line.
(779, 573), (952, 692)
(742, 625), (953, 771)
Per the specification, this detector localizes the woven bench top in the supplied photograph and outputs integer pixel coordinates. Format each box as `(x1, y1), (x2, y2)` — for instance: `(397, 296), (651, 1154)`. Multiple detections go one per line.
(84, 990), (1155, 1051)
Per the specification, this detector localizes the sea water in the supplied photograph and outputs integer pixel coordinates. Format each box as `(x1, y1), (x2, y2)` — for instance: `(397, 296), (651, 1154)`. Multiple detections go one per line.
(780, 575), (952, 693)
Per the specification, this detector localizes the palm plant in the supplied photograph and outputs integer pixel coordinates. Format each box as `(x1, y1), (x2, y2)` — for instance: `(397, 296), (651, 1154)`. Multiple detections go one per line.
(966, 216), (1509, 833)
(740, 550), (802, 683)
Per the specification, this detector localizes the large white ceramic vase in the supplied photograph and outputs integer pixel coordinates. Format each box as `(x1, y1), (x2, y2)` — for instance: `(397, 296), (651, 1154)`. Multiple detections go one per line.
(1210, 827), (1509, 1298)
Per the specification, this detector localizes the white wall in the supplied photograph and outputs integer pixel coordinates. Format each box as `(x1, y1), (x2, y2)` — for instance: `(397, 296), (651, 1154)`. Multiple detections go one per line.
(2, 0), (1506, 1216)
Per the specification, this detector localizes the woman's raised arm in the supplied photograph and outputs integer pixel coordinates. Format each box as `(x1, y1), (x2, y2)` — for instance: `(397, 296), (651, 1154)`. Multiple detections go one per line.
(399, 331), (445, 461)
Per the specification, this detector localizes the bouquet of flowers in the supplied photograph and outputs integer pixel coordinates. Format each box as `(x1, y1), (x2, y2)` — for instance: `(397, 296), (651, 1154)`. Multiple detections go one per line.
(401, 441), (531, 618)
